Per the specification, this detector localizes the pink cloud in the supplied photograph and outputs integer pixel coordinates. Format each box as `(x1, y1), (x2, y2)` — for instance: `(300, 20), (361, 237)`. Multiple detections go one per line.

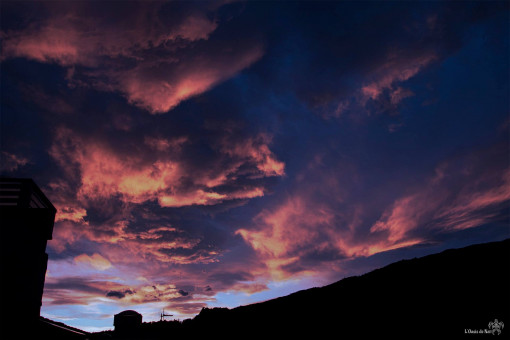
(43, 275), (212, 318)
(1, 2), (264, 113)
(236, 191), (422, 280)
(361, 52), (436, 104)
(104, 229), (216, 265)
(46, 125), (285, 268)
(144, 136), (189, 152)
(0, 151), (29, 172)
(320, 50), (436, 119)
(237, 197), (333, 258)
(1, 3), (218, 66)
(432, 170), (510, 231)
(74, 253), (112, 271)
(117, 45), (264, 113)
(49, 126), (283, 210)
(49, 221), (83, 253)
(237, 143), (509, 281)
(1, 26), (82, 66)
(370, 194), (423, 243)
(371, 152), (510, 238)
(219, 133), (286, 178)
(236, 196), (337, 280)
(54, 205), (87, 223)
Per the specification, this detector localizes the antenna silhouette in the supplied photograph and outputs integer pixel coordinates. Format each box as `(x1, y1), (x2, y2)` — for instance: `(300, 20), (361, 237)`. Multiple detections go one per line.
(160, 309), (173, 321)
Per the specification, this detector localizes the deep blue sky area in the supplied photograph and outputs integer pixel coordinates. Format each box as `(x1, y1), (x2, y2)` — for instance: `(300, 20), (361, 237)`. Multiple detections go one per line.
(1, 0), (508, 332)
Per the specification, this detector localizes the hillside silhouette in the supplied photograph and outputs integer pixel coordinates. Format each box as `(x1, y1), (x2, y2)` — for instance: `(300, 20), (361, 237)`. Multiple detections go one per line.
(91, 238), (509, 339)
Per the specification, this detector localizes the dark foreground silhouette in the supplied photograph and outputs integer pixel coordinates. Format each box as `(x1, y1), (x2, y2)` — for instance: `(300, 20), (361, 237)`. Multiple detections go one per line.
(87, 239), (510, 339)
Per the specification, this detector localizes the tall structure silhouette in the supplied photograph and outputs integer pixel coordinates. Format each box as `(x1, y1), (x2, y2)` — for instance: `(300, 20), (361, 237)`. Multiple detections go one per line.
(0, 178), (56, 326)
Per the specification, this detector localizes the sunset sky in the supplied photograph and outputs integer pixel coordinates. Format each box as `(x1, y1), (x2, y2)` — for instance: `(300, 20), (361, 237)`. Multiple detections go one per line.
(1, 1), (509, 332)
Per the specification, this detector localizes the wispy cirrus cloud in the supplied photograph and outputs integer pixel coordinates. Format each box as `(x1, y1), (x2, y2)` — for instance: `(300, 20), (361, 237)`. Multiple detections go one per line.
(237, 141), (510, 280)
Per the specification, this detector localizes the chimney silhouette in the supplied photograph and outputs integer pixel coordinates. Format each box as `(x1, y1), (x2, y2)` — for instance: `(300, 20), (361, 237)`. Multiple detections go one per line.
(0, 178), (56, 327)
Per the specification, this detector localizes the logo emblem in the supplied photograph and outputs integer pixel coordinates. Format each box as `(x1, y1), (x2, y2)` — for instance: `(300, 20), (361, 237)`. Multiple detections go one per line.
(488, 319), (504, 335)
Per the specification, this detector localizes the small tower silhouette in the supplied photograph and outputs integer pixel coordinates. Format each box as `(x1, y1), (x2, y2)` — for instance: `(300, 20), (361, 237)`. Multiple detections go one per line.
(160, 309), (173, 321)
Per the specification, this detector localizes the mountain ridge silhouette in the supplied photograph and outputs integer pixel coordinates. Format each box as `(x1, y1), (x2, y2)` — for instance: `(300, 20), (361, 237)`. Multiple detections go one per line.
(189, 238), (509, 338)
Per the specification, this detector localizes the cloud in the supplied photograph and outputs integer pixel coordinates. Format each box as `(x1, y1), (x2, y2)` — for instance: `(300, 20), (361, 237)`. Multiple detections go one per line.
(218, 133), (286, 178)
(74, 253), (112, 271)
(371, 145), (510, 240)
(1, 2), (218, 66)
(1, 1), (264, 113)
(207, 272), (254, 287)
(48, 126), (282, 211)
(3, 2), (506, 328)
(44, 275), (214, 317)
(115, 44), (264, 113)
(236, 196), (339, 280)
(55, 205), (87, 223)
(360, 52), (436, 104)
(0, 151), (29, 172)
(103, 232), (218, 265)
(106, 289), (133, 299)
(237, 140), (510, 280)
(322, 50), (436, 119)
(144, 136), (189, 152)
(165, 302), (208, 316)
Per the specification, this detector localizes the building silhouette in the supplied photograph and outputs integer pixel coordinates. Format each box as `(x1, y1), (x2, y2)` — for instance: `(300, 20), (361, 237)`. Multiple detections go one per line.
(0, 178), (56, 326)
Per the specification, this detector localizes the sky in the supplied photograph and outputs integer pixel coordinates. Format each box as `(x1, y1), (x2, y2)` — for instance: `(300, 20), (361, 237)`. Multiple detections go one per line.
(0, 0), (509, 333)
